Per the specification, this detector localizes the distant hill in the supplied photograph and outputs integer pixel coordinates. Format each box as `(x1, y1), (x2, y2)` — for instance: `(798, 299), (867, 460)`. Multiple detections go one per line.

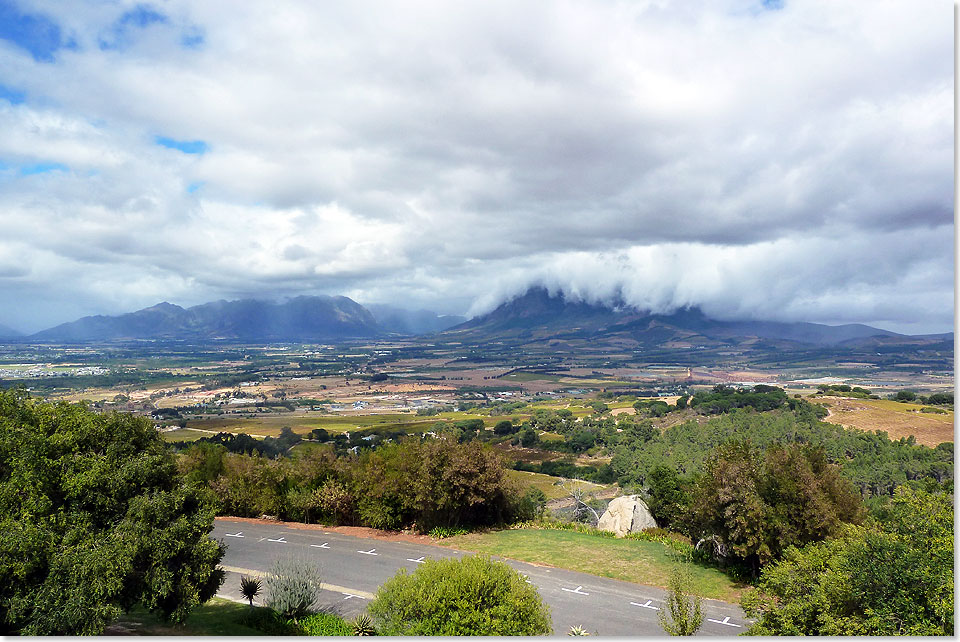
(0, 323), (23, 340)
(366, 304), (466, 335)
(444, 287), (945, 349)
(30, 296), (380, 342)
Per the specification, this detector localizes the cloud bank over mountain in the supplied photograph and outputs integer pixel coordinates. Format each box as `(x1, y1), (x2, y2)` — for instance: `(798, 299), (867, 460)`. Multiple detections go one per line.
(0, 1), (952, 334)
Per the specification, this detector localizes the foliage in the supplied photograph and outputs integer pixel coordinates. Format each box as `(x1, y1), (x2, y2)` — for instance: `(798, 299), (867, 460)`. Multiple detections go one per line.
(352, 613), (377, 636)
(0, 389), (224, 635)
(265, 555), (325, 621)
(689, 384), (789, 414)
(644, 465), (690, 528)
(686, 441), (864, 572)
(239, 576), (261, 607)
(513, 458), (615, 483)
(238, 606), (302, 635)
(741, 487), (953, 636)
(569, 624), (590, 635)
(368, 555), (552, 635)
(180, 435), (526, 532)
(658, 566), (704, 636)
(429, 525), (470, 539)
(299, 611), (354, 635)
(611, 407), (952, 498)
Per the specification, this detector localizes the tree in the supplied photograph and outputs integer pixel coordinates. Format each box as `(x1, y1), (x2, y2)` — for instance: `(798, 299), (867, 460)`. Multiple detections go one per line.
(658, 566), (703, 636)
(369, 555), (552, 635)
(494, 420), (517, 435)
(519, 427), (540, 447)
(0, 389), (224, 635)
(645, 465), (689, 529)
(741, 488), (953, 635)
(686, 441), (864, 573)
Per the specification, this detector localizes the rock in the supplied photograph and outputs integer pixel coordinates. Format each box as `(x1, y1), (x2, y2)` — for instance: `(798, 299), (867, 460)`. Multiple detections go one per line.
(597, 495), (657, 537)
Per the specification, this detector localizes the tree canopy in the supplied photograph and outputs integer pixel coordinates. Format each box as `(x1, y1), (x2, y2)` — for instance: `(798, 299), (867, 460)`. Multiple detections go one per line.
(741, 487), (953, 635)
(0, 389), (224, 635)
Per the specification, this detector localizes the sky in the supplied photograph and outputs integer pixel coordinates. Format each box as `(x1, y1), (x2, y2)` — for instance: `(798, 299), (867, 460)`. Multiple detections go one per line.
(0, 0), (953, 335)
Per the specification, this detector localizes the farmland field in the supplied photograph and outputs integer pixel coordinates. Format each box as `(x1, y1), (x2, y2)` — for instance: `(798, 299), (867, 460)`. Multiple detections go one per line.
(819, 396), (953, 447)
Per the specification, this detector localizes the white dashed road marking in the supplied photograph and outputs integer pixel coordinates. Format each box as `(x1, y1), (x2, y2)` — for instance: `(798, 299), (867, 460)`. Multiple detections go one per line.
(224, 532), (244, 538)
(630, 600), (660, 610)
(358, 548), (378, 555)
(311, 543), (331, 549)
(267, 536), (287, 543)
(561, 585), (589, 595)
(707, 616), (741, 628)
(342, 593), (367, 600)
(407, 556), (425, 563)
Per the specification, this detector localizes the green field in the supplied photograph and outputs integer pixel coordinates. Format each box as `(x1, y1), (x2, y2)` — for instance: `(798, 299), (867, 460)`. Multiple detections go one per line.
(439, 528), (745, 602)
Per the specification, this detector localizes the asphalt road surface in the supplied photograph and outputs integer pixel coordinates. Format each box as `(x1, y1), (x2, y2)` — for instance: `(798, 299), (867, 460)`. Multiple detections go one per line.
(212, 518), (748, 636)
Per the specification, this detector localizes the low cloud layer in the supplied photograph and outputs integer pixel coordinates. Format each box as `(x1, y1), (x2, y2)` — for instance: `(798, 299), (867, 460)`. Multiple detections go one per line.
(0, 1), (953, 334)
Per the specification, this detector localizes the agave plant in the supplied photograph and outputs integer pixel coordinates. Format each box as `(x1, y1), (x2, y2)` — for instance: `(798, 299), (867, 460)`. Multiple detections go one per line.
(568, 625), (590, 636)
(353, 614), (377, 636)
(239, 575), (262, 608)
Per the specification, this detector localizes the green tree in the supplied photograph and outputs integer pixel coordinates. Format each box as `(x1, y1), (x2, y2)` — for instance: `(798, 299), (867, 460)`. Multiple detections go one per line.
(369, 555), (552, 635)
(0, 389), (224, 635)
(686, 441), (864, 572)
(741, 487), (953, 635)
(658, 566), (703, 636)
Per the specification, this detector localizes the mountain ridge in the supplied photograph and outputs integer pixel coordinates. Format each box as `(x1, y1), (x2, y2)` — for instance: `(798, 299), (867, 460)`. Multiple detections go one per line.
(444, 287), (947, 348)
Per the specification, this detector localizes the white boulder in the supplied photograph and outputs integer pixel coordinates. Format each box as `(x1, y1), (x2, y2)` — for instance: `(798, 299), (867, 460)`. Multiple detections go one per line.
(597, 495), (657, 537)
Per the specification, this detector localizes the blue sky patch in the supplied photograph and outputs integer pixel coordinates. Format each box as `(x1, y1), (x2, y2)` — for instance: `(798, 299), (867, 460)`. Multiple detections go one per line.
(187, 181), (204, 193)
(156, 136), (209, 154)
(0, 0), (65, 62)
(99, 3), (168, 50)
(181, 27), (205, 49)
(0, 83), (25, 104)
(761, 0), (785, 10)
(20, 161), (68, 175)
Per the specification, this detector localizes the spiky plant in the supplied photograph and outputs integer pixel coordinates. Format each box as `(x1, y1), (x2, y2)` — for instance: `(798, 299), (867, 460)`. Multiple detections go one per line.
(568, 625), (590, 636)
(239, 575), (262, 608)
(353, 613), (377, 636)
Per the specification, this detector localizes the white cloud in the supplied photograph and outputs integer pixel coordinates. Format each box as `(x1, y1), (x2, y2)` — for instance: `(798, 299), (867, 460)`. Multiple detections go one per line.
(0, 0), (952, 333)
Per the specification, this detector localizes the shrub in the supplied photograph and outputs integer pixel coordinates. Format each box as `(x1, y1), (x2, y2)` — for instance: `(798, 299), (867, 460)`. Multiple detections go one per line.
(265, 555), (325, 621)
(298, 612), (353, 635)
(239, 606), (301, 635)
(368, 555), (552, 635)
(658, 566), (703, 636)
(429, 525), (469, 539)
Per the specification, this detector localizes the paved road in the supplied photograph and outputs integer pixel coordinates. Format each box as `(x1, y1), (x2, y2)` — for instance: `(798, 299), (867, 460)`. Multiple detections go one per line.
(212, 518), (748, 636)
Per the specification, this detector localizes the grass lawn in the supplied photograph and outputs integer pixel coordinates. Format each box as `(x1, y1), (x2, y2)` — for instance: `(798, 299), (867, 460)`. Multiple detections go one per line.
(439, 529), (746, 602)
(111, 597), (262, 635)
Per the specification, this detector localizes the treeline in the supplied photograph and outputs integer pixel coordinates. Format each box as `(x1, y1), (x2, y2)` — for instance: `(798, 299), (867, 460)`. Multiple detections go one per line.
(612, 407), (953, 499)
(512, 459), (616, 484)
(177, 437), (544, 532)
(688, 384), (793, 414)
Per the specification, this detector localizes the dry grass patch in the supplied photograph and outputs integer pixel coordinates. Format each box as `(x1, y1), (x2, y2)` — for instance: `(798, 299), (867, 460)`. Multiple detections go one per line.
(820, 397), (953, 447)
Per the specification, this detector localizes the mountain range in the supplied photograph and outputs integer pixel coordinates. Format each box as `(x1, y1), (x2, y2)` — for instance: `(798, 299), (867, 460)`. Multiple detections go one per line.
(6, 288), (953, 348)
(444, 288), (953, 350)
